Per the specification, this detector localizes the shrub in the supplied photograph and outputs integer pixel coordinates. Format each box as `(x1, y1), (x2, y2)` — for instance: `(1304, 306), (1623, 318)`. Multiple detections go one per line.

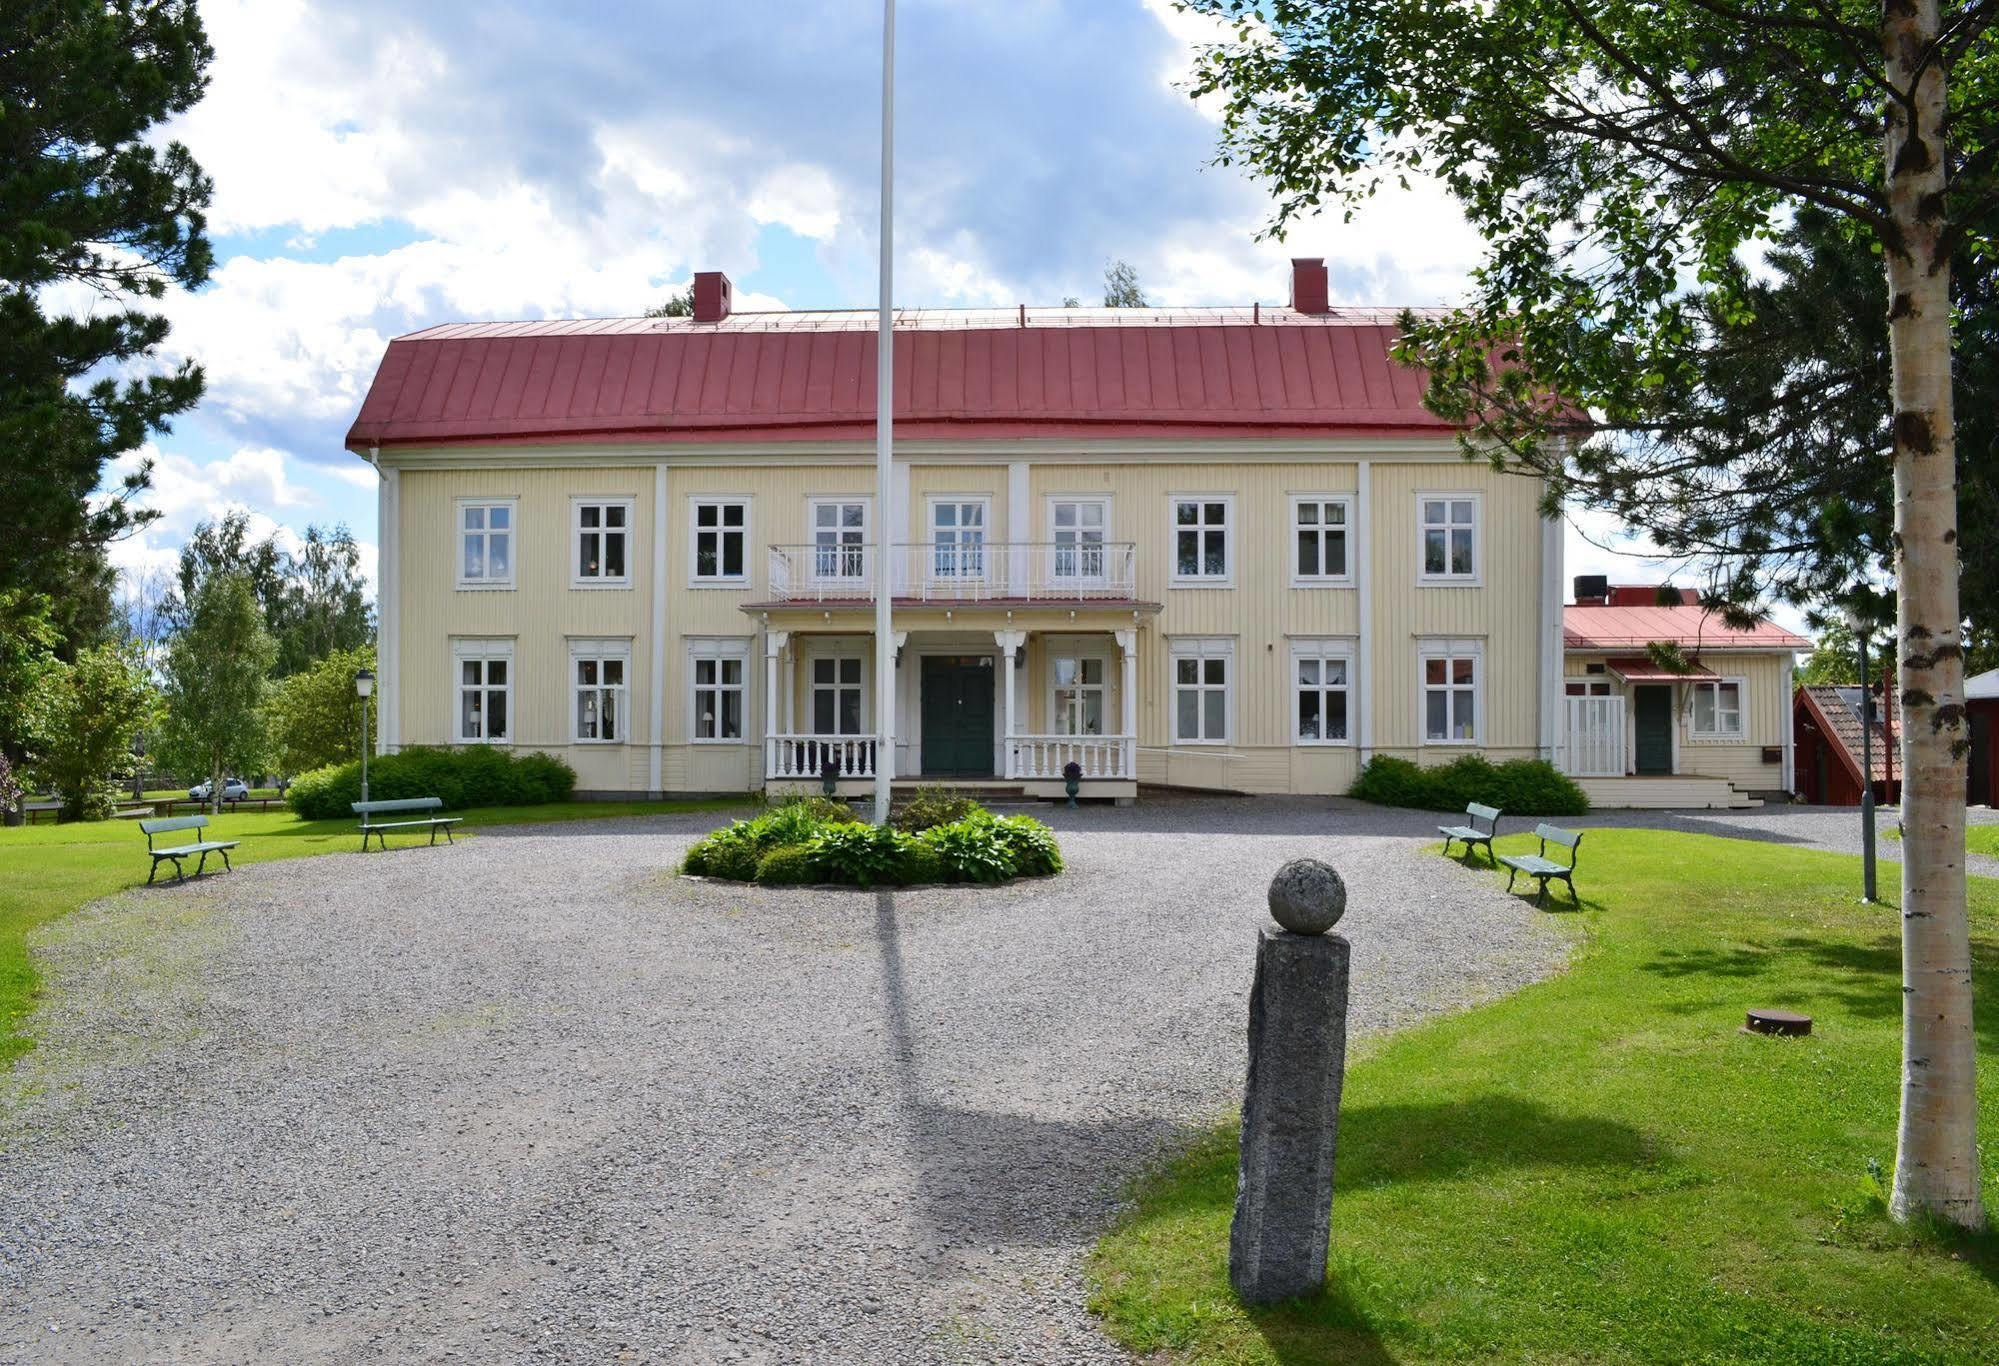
(893, 840), (948, 886)
(284, 746), (577, 819)
(1349, 754), (1588, 817)
(892, 786), (978, 833)
(920, 812), (1018, 884)
(777, 794), (863, 826)
(806, 822), (909, 888)
(756, 844), (820, 885)
(990, 814), (1064, 877)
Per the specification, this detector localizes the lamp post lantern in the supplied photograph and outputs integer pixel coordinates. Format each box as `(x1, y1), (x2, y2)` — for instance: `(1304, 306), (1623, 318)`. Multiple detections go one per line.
(1843, 606), (1878, 902)
(354, 667), (375, 806)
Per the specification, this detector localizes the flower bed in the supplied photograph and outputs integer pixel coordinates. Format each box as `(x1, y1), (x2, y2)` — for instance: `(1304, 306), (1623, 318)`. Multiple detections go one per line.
(680, 795), (1063, 888)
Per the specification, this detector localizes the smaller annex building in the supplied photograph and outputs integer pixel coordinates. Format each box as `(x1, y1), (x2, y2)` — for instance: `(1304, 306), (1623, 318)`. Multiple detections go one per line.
(1968, 668), (1999, 808)
(1557, 581), (1810, 808)
(1793, 684), (1900, 807)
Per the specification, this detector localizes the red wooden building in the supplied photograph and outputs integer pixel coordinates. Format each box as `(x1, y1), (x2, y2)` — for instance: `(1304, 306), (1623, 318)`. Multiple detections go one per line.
(1793, 683), (1900, 806)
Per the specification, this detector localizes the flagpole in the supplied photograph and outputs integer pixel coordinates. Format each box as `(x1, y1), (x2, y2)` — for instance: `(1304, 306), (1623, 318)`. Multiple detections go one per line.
(872, 0), (896, 825)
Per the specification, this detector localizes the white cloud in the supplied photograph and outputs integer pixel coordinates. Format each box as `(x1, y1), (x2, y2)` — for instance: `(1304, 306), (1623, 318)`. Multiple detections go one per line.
(747, 165), (845, 241)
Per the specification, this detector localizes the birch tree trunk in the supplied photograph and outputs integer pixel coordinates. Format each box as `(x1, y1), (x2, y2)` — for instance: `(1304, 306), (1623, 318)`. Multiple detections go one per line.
(1883, 0), (1984, 1230)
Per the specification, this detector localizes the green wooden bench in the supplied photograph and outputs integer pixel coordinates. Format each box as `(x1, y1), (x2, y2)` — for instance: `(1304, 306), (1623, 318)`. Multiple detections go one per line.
(140, 814), (239, 885)
(353, 796), (460, 852)
(1499, 823), (1583, 905)
(1438, 801), (1502, 863)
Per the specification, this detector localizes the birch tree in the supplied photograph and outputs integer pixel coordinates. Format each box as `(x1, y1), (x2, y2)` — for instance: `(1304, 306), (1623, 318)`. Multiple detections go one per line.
(1183, 0), (1994, 1226)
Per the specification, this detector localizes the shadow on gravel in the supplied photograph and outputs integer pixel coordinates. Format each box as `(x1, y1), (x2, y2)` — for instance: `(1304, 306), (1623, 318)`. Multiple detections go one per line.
(870, 888), (1184, 1248)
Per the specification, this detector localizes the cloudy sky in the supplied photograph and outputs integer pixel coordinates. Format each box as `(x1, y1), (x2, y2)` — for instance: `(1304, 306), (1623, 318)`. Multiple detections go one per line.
(112, 0), (1680, 601)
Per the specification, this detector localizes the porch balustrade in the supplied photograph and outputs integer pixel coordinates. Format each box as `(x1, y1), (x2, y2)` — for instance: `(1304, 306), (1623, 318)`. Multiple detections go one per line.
(1560, 695), (1627, 777)
(1006, 733), (1136, 781)
(765, 542), (1137, 603)
(764, 733), (879, 781)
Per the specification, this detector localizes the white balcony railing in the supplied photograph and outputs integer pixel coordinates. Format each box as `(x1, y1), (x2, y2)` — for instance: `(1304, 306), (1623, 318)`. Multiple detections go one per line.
(765, 733), (879, 781)
(1560, 695), (1626, 778)
(1007, 734), (1135, 780)
(765, 542), (1137, 603)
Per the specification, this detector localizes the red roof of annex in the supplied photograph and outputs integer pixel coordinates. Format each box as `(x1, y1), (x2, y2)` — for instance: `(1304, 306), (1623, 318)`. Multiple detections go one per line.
(1564, 603), (1811, 652)
(344, 261), (1452, 451)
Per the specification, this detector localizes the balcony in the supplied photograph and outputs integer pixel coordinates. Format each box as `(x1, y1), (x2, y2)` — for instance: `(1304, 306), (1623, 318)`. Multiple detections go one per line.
(764, 541), (1138, 605)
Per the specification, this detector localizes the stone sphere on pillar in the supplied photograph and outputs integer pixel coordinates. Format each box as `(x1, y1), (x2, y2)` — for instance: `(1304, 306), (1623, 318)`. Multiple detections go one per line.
(1267, 858), (1347, 935)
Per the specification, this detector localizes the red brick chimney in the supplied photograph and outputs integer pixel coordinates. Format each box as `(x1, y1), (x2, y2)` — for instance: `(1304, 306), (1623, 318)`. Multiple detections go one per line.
(693, 271), (733, 323)
(1289, 257), (1330, 315)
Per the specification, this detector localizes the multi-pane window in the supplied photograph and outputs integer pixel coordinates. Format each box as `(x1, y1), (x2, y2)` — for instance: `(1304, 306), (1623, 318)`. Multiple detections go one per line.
(459, 502), (514, 587)
(931, 500), (986, 578)
(1052, 655), (1107, 736)
(1293, 497), (1351, 582)
(1420, 496), (1478, 581)
(1690, 680), (1744, 737)
(1171, 641), (1231, 742)
(456, 649), (511, 742)
(1422, 648), (1480, 742)
(1294, 650), (1352, 743)
(812, 657), (865, 735)
(574, 500), (630, 584)
(1565, 680), (1612, 697)
(573, 652), (627, 742)
(692, 499), (748, 581)
(692, 656), (745, 741)
(811, 500), (868, 580)
(1173, 499), (1230, 581)
(1051, 499), (1108, 582)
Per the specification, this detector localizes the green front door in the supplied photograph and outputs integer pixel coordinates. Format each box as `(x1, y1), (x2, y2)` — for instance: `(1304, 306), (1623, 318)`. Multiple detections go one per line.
(1634, 685), (1674, 776)
(921, 655), (996, 777)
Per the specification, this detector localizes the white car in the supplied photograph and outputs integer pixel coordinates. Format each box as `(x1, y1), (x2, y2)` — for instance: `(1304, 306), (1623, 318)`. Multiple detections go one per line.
(188, 778), (250, 802)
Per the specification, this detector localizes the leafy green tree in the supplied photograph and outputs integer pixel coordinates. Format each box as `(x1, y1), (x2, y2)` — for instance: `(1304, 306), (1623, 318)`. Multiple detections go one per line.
(157, 571), (274, 812)
(23, 644), (156, 820)
(1184, 0), (1995, 1226)
(1797, 622), (1862, 688)
(266, 645), (374, 779)
(164, 513), (373, 675)
(1101, 259), (1146, 308)
(0, 591), (60, 817)
(0, 1), (214, 613)
(645, 283), (694, 318)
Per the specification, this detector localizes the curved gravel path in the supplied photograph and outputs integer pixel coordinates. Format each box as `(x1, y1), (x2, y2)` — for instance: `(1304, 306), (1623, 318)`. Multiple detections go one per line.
(0, 798), (1565, 1364)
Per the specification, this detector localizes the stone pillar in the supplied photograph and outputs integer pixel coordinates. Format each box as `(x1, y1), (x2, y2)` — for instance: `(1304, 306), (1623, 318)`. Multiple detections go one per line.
(996, 629), (1025, 778)
(1229, 858), (1351, 1306)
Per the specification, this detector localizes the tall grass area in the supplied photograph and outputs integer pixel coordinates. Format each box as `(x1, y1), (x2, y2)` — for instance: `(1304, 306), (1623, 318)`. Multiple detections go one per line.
(0, 797), (745, 1066)
(1090, 829), (1999, 1363)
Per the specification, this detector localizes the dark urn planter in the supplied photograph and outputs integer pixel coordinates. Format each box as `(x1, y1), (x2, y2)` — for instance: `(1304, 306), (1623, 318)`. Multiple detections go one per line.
(1063, 760), (1083, 808)
(821, 755), (843, 797)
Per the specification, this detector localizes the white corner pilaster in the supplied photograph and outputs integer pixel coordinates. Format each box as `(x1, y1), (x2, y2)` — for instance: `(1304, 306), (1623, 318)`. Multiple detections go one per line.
(378, 460), (400, 754)
(650, 460), (669, 794)
(1353, 461), (1371, 760)
(1538, 480), (1566, 762)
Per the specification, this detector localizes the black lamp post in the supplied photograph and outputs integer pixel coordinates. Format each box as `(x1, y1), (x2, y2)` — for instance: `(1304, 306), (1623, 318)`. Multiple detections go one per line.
(1844, 605), (1877, 902)
(354, 667), (375, 805)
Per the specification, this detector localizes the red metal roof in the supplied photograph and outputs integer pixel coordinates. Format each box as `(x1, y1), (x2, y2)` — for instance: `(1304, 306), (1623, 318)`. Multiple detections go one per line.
(1797, 685), (1899, 784)
(1564, 604), (1811, 652)
(343, 306), (1453, 450)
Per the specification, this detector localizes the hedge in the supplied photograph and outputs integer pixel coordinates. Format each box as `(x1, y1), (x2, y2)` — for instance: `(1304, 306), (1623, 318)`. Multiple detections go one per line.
(1348, 754), (1589, 817)
(681, 798), (1063, 888)
(285, 746), (576, 820)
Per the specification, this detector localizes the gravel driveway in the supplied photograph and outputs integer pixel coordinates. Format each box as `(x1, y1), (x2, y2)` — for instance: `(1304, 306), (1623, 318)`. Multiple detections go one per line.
(0, 799), (1564, 1364)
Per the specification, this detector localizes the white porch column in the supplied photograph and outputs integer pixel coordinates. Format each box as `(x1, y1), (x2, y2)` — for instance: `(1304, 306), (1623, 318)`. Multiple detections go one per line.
(997, 629), (1026, 778)
(1115, 627), (1137, 778)
(765, 630), (788, 778)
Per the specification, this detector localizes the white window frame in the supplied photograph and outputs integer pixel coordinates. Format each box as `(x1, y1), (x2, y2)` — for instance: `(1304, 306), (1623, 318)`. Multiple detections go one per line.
(807, 497), (871, 584)
(689, 497), (751, 586)
(1170, 495), (1235, 587)
(1416, 491), (1482, 586)
(1046, 648), (1112, 737)
(451, 637), (515, 744)
(807, 647), (870, 737)
(1169, 636), (1235, 745)
(1047, 496), (1112, 585)
(1419, 638), (1485, 745)
(1290, 495), (1356, 587)
(1290, 637), (1356, 746)
(570, 638), (633, 745)
(926, 496), (991, 581)
(1564, 680), (1613, 697)
(1688, 676), (1747, 740)
(456, 497), (519, 591)
(571, 496), (635, 589)
(687, 637), (751, 745)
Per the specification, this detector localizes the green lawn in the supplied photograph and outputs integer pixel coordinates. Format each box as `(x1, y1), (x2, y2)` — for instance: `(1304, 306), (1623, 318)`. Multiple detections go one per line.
(1882, 824), (1999, 857)
(1090, 829), (1999, 1364)
(0, 796), (746, 1066)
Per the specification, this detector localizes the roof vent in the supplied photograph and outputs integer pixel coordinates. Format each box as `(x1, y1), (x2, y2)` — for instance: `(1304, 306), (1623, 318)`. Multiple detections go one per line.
(1573, 574), (1609, 605)
(1289, 258), (1330, 315)
(693, 271), (733, 324)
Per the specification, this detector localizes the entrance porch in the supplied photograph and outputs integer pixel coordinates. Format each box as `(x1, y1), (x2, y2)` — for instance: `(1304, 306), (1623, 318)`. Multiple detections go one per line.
(756, 622), (1140, 801)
